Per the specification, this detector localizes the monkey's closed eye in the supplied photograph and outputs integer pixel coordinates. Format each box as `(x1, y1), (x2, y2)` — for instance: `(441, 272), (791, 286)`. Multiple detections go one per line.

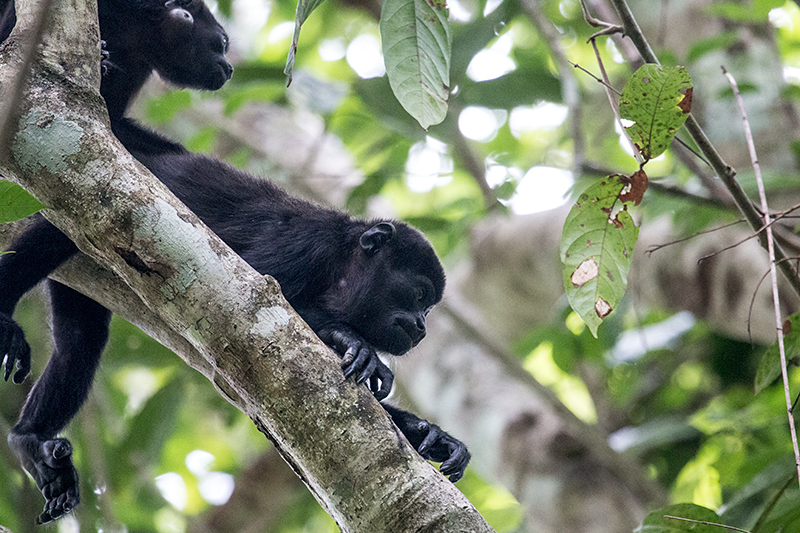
(414, 287), (425, 302)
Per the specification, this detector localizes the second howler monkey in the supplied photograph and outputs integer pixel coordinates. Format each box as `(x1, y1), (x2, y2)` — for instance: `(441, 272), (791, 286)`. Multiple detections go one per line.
(0, 0), (470, 524)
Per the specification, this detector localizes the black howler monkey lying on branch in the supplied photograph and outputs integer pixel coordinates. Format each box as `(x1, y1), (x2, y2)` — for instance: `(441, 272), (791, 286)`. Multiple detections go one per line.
(0, 0), (469, 524)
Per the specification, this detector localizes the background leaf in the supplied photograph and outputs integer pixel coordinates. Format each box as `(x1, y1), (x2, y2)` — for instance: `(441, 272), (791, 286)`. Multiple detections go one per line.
(380, 0), (451, 129)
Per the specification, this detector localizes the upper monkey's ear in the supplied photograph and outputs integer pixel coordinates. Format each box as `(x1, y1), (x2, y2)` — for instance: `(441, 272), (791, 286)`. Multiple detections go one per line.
(165, 0), (194, 25)
(360, 223), (396, 256)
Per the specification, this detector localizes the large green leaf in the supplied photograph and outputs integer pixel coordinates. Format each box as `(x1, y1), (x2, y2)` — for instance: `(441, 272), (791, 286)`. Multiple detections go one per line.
(560, 173), (645, 336)
(619, 64), (692, 161)
(380, 0), (451, 130)
(755, 313), (800, 394)
(0, 180), (45, 223)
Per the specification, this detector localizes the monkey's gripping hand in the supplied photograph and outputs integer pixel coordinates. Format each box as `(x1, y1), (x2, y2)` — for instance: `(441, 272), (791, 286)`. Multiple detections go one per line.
(416, 420), (471, 482)
(0, 311), (31, 384)
(316, 326), (394, 401)
(383, 404), (470, 482)
(8, 432), (80, 524)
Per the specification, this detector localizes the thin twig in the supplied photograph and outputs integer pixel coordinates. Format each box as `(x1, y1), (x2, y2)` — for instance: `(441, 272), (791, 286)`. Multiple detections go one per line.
(664, 516), (750, 532)
(586, 38), (644, 166)
(646, 219), (746, 255)
(745, 257), (800, 344)
(578, 0), (623, 40)
(723, 65), (800, 492)
(568, 60), (621, 95)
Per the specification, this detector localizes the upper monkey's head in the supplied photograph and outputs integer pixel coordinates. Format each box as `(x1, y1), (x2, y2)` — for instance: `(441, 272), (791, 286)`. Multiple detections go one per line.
(154, 0), (233, 90)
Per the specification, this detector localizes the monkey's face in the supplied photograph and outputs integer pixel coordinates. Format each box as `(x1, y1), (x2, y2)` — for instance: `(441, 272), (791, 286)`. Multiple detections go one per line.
(156, 0), (233, 91)
(335, 224), (445, 356)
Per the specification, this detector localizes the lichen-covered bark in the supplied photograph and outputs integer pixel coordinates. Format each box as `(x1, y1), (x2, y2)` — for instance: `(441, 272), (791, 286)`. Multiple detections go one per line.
(0, 1), (494, 531)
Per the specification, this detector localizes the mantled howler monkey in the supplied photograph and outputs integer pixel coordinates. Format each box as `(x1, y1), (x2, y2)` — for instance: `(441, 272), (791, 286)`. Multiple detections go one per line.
(0, 0), (470, 524)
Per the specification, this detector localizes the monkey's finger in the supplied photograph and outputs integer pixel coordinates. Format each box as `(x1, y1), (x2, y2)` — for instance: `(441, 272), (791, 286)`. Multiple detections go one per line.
(343, 347), (369, 380)
(440, 443), (470, 479)
(372, 363), (393, 400)
(356, 355), (377, 384)
(417, 422), (439, 456)
(11, 337), (30, 384)
(340, 346), (356, 369)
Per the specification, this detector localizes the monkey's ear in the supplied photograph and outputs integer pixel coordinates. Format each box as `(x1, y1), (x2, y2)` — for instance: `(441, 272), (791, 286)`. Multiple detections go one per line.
(165, 0), (194, 25)
(360, 223), (396, 255)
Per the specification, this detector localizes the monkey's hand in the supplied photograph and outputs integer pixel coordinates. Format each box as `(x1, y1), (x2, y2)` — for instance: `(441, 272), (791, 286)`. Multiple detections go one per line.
(8, 432), (80, 524)
(0, 311), (31, 384)
(383, 404), (471, 482)
(416, 420), (471, 482)
(316, 326), (394, 401)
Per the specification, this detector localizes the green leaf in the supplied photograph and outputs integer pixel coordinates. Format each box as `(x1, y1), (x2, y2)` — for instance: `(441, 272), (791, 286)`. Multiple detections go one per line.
(755, 313), (800, 394)
(687, 31), (739, 63)
(283, 0), (328, 84)
(560, 173), (645, 337)
(634, 503), (724, 532)
(380, 0), (451, 130)
(0, 180), (45, 223)
(619, 64), (693, 161)
(706, 0), (784, 21)
(458, 68), (561, 110)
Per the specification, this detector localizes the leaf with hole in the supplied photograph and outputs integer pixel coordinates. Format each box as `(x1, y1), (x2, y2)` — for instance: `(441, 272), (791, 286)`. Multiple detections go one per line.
(380, 0), (451, 130)
(620, 64), (692, 161)
(560, 173), (645, 337)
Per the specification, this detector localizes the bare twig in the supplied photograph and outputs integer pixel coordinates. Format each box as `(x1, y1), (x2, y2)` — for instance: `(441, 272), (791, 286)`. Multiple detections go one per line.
(723, 65), (800, 492)
(663, 516), (750, 532)
(568, 60), (621, 95)
(645, 219), (746, 255)
(745, 257), (800, 344)
(586, 38), (644, 166)
(578, 0), (623, 40)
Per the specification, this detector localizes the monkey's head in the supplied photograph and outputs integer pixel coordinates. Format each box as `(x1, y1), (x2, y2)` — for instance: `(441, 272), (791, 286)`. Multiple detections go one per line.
(333, 221), (446, 356)
(153, 0), (233, 91)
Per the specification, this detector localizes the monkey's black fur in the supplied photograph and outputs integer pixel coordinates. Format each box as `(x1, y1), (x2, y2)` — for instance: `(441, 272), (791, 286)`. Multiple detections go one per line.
(0, 0), (469, 524)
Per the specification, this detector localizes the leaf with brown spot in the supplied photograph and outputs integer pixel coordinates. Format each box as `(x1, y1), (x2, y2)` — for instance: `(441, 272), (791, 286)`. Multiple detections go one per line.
(571, 258), (599, 287)
(678, 87), (693, 113)
(595, 298), (612, 319)
(619, 169), (648, 206)
(560, 175), (640, 337)
(619, 64), (693, 161)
